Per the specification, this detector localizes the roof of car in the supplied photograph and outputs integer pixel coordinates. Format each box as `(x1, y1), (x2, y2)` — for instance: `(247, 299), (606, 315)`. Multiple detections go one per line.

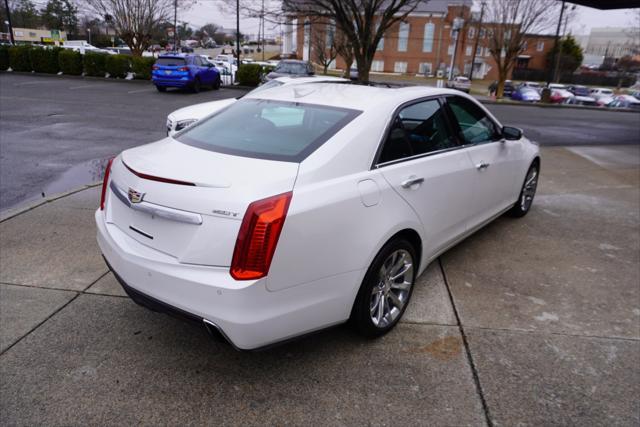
(158, 53), (187, 58)
(244, 82), (462, 111)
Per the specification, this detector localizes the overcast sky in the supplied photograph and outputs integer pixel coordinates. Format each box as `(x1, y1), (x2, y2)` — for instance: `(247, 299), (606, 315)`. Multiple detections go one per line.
(180, 1), (637, 38)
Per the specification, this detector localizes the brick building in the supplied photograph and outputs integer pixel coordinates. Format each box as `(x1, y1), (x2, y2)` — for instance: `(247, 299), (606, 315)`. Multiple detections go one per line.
(283, 0), (554, 81)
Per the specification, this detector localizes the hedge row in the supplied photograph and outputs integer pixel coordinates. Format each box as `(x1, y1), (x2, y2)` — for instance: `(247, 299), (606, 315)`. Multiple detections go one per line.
(0, 45), (153, 80)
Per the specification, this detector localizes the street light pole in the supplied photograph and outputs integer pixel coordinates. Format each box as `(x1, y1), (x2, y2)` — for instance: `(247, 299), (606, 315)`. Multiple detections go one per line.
(547, 0), (565, 85)
(87, 28), (91, 45)
(3, 0), (15, 45)
(174, 0), (178, 50)
(236, 0), (241, 79)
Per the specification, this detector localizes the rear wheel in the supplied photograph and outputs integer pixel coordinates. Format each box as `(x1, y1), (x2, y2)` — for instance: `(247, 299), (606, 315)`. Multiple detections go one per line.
(155, 85), (166, 92)
(191, 78), (201, 93)
(213, 76), (221, 90)
(351, 238), (417, 338)
(509, 162), (539, 217)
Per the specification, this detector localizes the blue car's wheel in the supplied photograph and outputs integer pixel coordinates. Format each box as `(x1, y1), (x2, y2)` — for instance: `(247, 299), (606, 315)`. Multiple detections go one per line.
(213, 76), (221, 90)
(155, 85), (166, 92)
(191, 77), (201, 93)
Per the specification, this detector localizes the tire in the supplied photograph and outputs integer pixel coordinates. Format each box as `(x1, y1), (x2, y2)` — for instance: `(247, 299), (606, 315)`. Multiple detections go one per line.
(155, 85), (166, 92)
(351, 238), (417, 338)
(213, 76), (221, 90)
(508, 162), (539, 218)
(191, 78), (201, 93)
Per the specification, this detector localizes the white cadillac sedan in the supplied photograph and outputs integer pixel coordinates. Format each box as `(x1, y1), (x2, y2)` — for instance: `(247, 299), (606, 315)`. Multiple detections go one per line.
(97, 83), (540, 350)
(166, 75), (347, 136)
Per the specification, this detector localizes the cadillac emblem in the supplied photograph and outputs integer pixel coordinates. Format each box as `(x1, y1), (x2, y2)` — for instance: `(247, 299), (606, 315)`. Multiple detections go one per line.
(127, 188), (145, 204)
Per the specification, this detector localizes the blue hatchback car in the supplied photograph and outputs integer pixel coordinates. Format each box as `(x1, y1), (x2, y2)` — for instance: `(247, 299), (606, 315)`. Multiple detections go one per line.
(152, 54), (221, 93)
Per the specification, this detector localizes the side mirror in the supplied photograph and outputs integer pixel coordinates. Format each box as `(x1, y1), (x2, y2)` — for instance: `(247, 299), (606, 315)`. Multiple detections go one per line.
(502, 126), (523, 141)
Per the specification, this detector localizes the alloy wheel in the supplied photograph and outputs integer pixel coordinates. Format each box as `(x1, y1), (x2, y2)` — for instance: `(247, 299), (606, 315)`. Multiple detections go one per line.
(520, 167), (538, 211)
(369, 249), (414, 328)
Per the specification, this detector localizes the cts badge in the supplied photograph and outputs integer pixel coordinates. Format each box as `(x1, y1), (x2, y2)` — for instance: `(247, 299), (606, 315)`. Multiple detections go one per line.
(128, 188), (145, 204)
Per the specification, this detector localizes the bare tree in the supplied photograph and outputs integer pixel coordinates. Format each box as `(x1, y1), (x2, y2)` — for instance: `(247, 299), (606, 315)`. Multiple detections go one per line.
(86, 0), (177, 56)
(484, 0), (558, 98)
(282, 0), (421, 82)
(311, 21), (338, 74)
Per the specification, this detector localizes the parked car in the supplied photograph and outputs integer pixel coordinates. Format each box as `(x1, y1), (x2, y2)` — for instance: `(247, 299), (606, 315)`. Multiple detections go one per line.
(589, 87), (615, 102)
(152, 54), (221, 93)
(595, 95), (615, 107)
(566, 85), (597, 105)
(446, 76), (471, 93)
(180, 46), (194, 53)
(165, 76), (348, 136)
(520, 81), (542, 91)
(97, 84), (540, 350)
(608, 95), (640, 110)
(511, 86), (541, 102)
(549, 89), (574, 104)
(488, 80), (515, 97)
(263, 59), (315, 81)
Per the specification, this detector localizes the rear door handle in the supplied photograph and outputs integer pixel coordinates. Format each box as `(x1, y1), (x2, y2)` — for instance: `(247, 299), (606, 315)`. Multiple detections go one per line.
(401, 176), (424, 188)
(476, 162), (490, 170)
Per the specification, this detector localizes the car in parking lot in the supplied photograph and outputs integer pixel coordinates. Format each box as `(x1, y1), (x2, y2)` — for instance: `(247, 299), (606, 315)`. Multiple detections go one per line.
(263, 60), (315, 81)
(488, 80), (515, 97)
(566, 85), (597, 105)
(165, 75), (348, 136)
(152, 54), (221, 93)
(446, 76), (471, 93)
(590, 87), (615, 103)
(608, 94), (640, 110)
(511, 86), (541, 102)
(97, 84), (540, 350)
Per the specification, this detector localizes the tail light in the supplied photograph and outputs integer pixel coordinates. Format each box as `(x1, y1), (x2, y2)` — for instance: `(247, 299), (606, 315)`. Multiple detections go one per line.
(152, 65), (159, 70)
(100, 158), (114, 210)
(230, 192), (292, 280)
(178, 66), (189, 71)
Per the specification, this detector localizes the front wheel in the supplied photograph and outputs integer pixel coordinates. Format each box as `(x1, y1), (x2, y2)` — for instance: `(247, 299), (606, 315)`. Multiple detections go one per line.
(509, 163), (539, 217)
(191, 78), (201, 93)
(213, 76), (221, 90)
(155, 85), (166, 92)
(351, 238), (417, 338)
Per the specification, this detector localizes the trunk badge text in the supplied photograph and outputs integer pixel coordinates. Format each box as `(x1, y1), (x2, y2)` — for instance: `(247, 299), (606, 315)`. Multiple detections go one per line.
(212, 209), (239, 218)
(128, 188), (145, 204)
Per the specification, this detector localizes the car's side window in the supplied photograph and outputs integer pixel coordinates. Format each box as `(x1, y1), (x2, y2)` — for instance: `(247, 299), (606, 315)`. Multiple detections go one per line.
(447, 96), (500, 144)
(378, 99), (457, 164)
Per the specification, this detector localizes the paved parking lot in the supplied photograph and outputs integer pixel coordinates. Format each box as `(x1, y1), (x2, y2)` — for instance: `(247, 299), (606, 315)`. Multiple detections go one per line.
(1, 144), (638, 425)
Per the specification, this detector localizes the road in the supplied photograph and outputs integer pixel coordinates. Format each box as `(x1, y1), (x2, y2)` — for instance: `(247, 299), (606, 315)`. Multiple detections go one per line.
(1, 72), (639, 213)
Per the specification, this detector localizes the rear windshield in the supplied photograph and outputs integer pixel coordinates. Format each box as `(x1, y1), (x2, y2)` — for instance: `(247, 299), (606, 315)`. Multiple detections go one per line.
(275, 62), (307, 74)
(156, 57), (186, 66)
(177, 99), (361, 162)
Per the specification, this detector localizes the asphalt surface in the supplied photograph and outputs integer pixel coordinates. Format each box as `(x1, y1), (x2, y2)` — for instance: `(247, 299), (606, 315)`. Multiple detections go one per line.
(1, 72), (639, 214)
(1, 145), (638, 425)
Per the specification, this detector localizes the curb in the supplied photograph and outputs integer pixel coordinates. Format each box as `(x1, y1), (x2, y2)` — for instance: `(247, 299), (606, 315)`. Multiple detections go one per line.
(2, 70), (250, 90)
(0, 183), (101, 223)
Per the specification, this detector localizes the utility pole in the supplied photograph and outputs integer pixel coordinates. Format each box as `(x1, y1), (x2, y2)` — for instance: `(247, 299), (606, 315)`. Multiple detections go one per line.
(261, 0), (265, 61)
(4, 0), (15, 45)
(468, 1), (485, 80)
(236, 0), (240, 78)
(448, 14), (464, 80)
(173, 0), (178, 50)
(547, 0), (565, 85)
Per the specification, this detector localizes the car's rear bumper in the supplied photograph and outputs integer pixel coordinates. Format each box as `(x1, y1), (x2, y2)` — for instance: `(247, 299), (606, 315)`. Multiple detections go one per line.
(95, 209), (358, 350)
(152, 77), (192, 88)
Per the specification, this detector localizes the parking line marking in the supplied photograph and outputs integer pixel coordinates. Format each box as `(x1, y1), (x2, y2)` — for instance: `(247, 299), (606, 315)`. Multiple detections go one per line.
(68, 84), (109, 90)
(14, 81), (51, 86)
(127, 88), (154, 94)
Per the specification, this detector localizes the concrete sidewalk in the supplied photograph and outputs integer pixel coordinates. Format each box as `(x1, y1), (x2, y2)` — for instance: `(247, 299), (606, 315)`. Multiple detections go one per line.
(1, 146), (638, 425)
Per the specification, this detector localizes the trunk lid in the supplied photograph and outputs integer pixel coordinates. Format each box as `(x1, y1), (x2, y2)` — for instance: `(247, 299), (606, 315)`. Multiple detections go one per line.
(106, 138), (299, 267)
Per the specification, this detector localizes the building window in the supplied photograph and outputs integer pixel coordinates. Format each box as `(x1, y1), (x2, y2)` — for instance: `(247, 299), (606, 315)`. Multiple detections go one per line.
(423, 22), (435, 52)
(326, 20), (335, 46)
(394, 61), (408, 73)
(371, 60), (384, 72)
(476, 45), (482, 56)
(376, 22), (384, 51)
(521, 41), (527, 50)
(479, 28), (486, 39)
(291, 19), (297, 51)
(448, 44), (455, 55)
(418, 62), (432, 75)
(537, 41), (544, 51)
(468, 27), (475, 39)
(485, 47), (491, 57)
(504, 29), (511, 40)
(465, 45), (472, 56)
(398, 22), (410, 52)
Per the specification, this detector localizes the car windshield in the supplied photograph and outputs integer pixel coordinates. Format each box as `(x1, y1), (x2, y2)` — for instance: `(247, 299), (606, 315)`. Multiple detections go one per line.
(177, 99), (361, 162)
(573, 87), (589, 96)
(275, 62), (307, 74)
(156, 57), (185, 66)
